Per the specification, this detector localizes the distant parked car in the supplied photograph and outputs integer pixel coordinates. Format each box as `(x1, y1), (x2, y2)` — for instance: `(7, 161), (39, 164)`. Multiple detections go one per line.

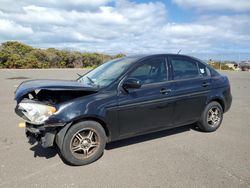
(240, 64), (250, 71)
(239, 61), (250, 71)
(14, 54), (232, 165)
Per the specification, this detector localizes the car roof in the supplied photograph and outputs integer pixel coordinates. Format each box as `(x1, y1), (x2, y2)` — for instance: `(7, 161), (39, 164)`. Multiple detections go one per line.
(125, 54), (197, 61)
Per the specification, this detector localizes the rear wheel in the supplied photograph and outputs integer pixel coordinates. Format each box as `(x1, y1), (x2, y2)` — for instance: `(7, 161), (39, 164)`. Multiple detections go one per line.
(198, 101), (223, 132)
(60, 121), (106, 166)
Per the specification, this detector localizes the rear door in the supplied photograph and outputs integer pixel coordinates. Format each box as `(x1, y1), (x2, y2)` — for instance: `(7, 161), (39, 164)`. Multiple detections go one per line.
(168, 56), (211, 125)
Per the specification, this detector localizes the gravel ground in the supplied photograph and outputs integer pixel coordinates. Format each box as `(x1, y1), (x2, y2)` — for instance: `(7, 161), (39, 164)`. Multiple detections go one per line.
(0, 69), (249, 188)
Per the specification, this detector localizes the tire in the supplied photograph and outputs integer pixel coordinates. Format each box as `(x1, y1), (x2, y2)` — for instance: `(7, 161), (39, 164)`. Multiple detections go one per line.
(60, 121), (107, 166)
(198, 101), (223, 132)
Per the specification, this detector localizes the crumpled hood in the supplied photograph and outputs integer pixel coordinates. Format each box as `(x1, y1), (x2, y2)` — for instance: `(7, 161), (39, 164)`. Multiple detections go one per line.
(15, 79), (98, 102)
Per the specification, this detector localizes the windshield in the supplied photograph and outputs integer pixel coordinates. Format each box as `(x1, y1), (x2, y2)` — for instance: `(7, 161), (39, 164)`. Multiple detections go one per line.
(77, 57), (137, 88)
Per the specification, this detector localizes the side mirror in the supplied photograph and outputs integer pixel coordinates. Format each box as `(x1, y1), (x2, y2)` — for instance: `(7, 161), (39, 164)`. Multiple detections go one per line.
(122, 78), (141, 89)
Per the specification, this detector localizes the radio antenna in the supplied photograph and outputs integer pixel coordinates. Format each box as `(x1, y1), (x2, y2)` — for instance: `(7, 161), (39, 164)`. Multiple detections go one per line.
(177, 49), (182, 54)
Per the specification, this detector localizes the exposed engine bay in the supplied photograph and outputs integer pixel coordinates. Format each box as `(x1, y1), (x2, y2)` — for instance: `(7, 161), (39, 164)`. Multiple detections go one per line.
(21, 89), (96, 105)
(14, 79), (99, 126)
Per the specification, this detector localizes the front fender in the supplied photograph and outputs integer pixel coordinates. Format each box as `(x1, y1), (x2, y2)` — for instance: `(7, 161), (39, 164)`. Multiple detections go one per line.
(46, 91), (119, 142)
(46, 92), (114, 124)
(55, 122), (72, 150)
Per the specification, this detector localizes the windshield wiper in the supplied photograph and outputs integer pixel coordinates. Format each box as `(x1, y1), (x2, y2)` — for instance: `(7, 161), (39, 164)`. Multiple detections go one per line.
(76, 73), (84, 81)
(77, 73), (83, 78)
(87, 76), (95, 85)
(78, 75), (97, 87)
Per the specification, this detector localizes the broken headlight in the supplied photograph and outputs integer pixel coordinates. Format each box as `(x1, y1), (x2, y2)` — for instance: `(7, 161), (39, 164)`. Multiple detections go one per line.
(18, 102), (57, 124)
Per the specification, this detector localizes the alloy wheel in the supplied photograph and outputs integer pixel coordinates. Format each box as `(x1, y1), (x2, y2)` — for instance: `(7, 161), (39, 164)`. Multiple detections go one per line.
(70, 129), (100, 159)
(207, 107), (221, 127)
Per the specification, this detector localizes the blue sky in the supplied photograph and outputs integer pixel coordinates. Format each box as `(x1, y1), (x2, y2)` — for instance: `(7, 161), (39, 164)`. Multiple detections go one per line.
(0, 0), (250, 60)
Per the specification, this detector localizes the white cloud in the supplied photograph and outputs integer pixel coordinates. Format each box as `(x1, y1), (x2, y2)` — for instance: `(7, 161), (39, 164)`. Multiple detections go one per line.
(160, 14), (250, 52)
(0, 0), (249, 54)
(0, 0), (111, 12)
(172, 0), (250, 12)
(162, 24), (217, 37)
(0, 19), (33, 40)
(0, 1), (167, 43)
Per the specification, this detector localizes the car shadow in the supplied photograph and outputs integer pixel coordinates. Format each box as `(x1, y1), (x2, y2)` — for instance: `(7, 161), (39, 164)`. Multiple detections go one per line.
(106, 124), (196, 150)
(28, 123), (198, 159)
(29, 144), (58, 159)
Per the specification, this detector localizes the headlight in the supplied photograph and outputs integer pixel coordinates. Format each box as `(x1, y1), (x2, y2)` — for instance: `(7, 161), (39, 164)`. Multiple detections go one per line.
(18, 102), (57, 124)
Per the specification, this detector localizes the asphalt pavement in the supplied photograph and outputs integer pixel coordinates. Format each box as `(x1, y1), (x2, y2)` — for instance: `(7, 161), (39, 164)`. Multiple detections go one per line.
(0, 69), (249, 188)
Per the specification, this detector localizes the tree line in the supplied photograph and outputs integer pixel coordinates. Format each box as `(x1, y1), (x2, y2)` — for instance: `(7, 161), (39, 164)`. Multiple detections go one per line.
(0, 41), (125, 69)
(0, 41), (238, 70)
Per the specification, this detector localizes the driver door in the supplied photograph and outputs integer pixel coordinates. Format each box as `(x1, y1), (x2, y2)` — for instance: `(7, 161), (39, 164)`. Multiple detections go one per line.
(117, 57), (175, 138)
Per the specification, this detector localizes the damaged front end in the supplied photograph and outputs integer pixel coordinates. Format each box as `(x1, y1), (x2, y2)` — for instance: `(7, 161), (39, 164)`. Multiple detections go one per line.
(15, 99), (62, 147)
(14, 79), (98, 148)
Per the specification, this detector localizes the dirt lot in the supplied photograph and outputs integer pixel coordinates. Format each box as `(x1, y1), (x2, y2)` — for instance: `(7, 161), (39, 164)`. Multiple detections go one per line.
(0, 69), (249, 188)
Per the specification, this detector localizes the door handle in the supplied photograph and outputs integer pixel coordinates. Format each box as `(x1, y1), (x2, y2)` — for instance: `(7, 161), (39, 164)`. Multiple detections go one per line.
(202, 82), (211, 87)
(160, 88), (172, 94)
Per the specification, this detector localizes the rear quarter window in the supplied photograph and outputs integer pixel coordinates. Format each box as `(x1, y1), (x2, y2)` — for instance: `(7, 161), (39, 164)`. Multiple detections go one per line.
(197, 62), (211, 77)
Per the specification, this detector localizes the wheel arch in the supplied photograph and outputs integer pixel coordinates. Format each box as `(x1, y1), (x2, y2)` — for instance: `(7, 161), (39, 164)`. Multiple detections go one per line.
(56, 116), (111, 150)
(71, 117), (110, 139)
(207, 97), (225, 112)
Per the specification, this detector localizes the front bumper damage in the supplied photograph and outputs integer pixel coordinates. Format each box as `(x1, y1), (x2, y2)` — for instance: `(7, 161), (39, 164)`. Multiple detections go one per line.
(16, 100), (71, 149)
(25, 122), (64, 148)
(15, 100), (65, 148)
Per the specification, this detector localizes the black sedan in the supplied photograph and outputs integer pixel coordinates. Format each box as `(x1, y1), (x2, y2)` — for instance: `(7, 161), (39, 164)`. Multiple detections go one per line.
(15, 54), (232, 165)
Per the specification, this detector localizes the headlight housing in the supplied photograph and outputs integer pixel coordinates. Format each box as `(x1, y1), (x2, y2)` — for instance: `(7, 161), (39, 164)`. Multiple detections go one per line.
(18, 102), (57, 125)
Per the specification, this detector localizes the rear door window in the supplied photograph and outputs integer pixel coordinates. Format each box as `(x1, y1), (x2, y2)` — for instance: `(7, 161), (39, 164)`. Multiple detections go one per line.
(170, 57), (199, 80)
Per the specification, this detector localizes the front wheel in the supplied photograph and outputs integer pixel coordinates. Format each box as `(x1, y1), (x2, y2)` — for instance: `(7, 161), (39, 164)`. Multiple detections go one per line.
(198, 101), (223, 132)
(60, 121), (107, 166)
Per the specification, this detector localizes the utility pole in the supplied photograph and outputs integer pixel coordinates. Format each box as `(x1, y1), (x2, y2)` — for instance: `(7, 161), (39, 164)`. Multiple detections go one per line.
(220, 54), (223, 70)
